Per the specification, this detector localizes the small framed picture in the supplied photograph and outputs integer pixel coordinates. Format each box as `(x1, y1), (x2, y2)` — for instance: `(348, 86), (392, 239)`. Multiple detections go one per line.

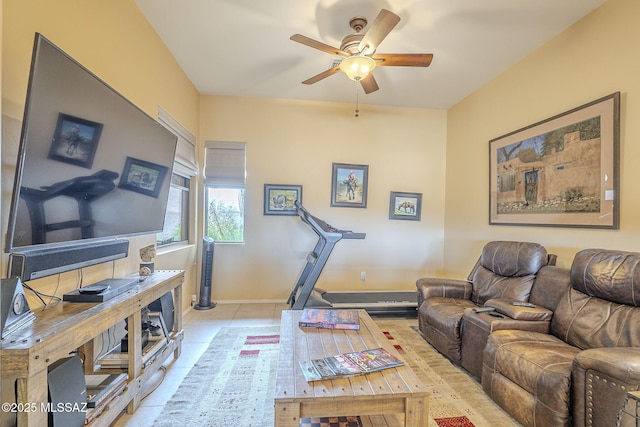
(48, 113), (103, 168)
(118, 157), (169, 198)
(264, 184), (302, 215)
(331, 163), (368, 208)
(389, 191), (422, 221)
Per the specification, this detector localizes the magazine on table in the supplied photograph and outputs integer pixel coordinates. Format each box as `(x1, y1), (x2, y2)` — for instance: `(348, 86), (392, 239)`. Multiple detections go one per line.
(298, 308), (360, 330)
(299, 347), (404, 382)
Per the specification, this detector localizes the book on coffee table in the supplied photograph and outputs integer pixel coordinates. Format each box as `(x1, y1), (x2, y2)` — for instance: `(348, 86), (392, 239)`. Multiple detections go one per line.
(299, 347), (404, 382)
(298, 308), (360, 330)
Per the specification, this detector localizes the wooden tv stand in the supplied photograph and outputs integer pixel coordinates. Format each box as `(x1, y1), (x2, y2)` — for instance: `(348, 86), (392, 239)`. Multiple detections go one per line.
(0, 270), (184, 427)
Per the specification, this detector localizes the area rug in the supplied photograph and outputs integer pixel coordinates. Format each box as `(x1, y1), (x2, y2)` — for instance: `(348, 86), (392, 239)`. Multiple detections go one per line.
(152, 322), (519, 427)
(152, 326), (281, 427)
(376, 319), (519, 427)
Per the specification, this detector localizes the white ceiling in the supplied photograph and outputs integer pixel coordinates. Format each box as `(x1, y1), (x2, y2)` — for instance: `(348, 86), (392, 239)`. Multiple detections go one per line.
(135, 0), (607, 110)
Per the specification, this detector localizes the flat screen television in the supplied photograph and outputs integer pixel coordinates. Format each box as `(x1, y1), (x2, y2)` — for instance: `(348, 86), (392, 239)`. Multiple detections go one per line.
(5, 33), (177, 280)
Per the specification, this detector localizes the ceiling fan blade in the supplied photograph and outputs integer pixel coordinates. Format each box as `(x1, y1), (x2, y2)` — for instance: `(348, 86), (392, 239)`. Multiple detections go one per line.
(358, 9), (401, 55)
(360, 74), (379, 94)
(374, 53), (434, 67)
(290, 34), (348, 58)
(301, 66), (341, 85)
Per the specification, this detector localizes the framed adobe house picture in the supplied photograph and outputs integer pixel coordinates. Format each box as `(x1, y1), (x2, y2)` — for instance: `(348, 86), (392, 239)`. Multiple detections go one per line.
(489, 92), (620, 229)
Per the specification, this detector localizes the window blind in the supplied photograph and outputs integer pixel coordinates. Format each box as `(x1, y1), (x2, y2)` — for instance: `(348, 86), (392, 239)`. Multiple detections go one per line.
(204, 141), (246, 187)
(158, 106), (198, 177)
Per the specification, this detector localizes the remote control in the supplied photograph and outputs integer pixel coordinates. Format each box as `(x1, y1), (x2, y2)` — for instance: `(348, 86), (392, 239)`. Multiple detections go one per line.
(473, 307), (495, 313)
(512, 302), (536, 308)
(489, 312), (505, 318)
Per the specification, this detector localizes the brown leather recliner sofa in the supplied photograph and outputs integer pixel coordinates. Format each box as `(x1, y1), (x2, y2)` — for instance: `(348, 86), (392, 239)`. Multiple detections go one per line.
(416, 241), (552, 366)
(482, 249), (640, 427)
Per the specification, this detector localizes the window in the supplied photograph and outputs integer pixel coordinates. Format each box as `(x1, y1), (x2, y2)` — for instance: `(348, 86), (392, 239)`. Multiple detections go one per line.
(206, 187), (245, 242)
(157, 174), (190, 245)
(156, 107), (197, 246)
(498, 172), (516, 193)
(205, 141), (246, 243)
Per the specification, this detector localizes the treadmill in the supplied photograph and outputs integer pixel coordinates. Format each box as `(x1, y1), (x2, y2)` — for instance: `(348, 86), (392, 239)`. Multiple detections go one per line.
(287, 201), (417, 315)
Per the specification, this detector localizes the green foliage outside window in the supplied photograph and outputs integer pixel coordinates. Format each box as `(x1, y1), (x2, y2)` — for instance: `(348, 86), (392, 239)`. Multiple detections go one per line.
(206, 188), (245, 242)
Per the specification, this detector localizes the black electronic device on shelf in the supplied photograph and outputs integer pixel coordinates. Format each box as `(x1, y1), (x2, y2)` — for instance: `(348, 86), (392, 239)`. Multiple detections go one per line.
(62, 278), (137, 303)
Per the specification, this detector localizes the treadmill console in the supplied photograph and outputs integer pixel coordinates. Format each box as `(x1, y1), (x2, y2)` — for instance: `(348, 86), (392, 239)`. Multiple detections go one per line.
(295, 201), (365, 240)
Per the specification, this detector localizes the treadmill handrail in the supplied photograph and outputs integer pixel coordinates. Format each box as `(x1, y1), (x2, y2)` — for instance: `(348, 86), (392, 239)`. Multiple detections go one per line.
(295, 201), (365, 240)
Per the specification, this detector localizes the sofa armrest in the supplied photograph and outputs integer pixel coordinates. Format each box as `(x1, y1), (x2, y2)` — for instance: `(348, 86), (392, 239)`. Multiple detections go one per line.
(416, 277), (472, 307)
(485, 298), (553, 321)
(575, 347), (640, 383)
(572, 347), (640, 426)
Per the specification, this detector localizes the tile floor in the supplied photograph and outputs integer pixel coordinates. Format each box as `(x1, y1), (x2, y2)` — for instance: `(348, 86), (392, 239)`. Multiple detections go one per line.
(112, 302), (294, 427)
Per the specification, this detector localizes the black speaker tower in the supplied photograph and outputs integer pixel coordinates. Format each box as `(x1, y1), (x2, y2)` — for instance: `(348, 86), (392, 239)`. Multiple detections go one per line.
(194, 237), (216, 310)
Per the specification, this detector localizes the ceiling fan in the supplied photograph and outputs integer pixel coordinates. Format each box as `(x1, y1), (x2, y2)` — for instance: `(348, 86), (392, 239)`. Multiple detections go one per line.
(290, 9), (433, 94)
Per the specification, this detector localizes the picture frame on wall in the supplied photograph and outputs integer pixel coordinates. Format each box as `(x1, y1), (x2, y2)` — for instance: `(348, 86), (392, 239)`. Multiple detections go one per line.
(48, 113), (103, 168)
(118, 156), (169, 198)
(331, 163), (368, 208)
(263, 184), (302, 215)
(489, 92), (620, 229)
(389, 191), (422, 221)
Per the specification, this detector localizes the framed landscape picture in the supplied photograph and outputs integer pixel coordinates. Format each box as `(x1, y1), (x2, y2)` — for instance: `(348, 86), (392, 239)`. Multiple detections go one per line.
(389, 191), (422, 221)
(264, 184), (301, 215)
(489, 92), (620, 229)
(331, 163), (368, 208)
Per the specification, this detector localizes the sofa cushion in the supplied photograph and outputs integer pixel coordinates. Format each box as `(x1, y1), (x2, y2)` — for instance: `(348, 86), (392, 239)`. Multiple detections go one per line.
(527, 265), (571, 311)
(419, 297), (477, 363)
(571, 248), (640, 306)
(471, 267), (536, 305)
(483, 330), (579, 427)
(461, 308), (551, 379)
(479, 241), (548, 277)
(470, 241), (547, 305)
(550, 287), (640, 349)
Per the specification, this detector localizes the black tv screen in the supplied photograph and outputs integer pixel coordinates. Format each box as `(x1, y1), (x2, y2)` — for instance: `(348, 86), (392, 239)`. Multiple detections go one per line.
(5, 34), (177, 254)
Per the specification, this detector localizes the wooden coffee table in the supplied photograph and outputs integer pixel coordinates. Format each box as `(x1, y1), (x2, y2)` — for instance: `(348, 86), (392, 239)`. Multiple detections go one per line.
(275, 310), (428, 426)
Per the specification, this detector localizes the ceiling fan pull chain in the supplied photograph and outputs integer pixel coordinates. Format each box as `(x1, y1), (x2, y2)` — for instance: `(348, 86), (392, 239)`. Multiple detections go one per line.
(355, 82), (360, 117)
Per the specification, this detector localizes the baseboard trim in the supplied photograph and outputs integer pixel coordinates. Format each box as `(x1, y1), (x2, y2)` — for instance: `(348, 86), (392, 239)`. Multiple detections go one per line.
(214, 299), (287, 305)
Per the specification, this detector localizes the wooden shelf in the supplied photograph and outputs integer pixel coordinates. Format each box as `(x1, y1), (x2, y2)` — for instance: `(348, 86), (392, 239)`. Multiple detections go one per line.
(0, 270), (185, 427)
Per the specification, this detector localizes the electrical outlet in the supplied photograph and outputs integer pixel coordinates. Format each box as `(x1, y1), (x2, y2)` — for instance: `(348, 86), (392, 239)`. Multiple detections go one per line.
(360, 272), (366, 281)
(191, 294), (197, 305)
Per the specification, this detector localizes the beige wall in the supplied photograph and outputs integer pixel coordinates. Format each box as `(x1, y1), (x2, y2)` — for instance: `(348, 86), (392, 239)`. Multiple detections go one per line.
(200, 96), (447, 301)
(3, 0), (632, 307)
(1, 0), (200, 311)
(444, 0), (637, 272)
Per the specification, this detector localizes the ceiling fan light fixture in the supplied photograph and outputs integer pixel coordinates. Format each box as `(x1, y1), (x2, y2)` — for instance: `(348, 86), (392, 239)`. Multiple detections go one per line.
(339, 55), (376, 81)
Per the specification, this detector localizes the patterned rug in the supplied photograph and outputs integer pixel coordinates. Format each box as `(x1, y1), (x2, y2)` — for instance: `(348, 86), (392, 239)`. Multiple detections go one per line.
(376, 320), (519, 427)
(152, 321), (519, 427)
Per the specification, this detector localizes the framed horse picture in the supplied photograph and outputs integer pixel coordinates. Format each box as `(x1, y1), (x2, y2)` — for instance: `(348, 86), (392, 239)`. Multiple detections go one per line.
(389, 191), (422, 221)
(263, 184), (302, 215)
(331, 163), (368, 208)
(48, 113), (103, 168)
